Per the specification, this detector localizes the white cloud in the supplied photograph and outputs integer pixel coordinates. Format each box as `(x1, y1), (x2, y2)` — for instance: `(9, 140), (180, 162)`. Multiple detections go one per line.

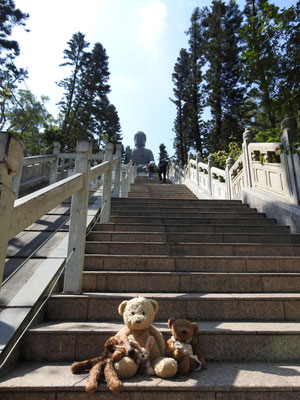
(138, 0), (167, 51)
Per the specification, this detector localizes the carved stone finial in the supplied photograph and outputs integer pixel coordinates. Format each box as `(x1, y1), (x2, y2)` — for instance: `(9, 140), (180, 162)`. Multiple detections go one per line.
(243, 128), (252, 141)
(281, 116), (297, 131)
(226, 155), (234, 168)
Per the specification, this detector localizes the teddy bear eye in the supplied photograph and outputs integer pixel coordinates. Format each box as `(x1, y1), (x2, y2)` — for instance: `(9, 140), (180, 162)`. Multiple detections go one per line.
(131, 312), (135, 315)
(142, 312), (145, 315)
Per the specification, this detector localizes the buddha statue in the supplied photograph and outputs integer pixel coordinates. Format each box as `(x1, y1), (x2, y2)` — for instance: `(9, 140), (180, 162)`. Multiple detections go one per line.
(132, 131), (154, 165)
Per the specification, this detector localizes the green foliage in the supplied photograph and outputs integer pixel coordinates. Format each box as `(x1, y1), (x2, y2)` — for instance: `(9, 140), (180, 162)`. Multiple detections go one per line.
(204, 136), (242, 169)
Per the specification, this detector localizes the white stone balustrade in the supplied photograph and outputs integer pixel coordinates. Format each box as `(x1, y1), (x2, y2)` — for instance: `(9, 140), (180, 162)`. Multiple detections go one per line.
(0, 136), (130, 291)
(170, 117), (299, 206)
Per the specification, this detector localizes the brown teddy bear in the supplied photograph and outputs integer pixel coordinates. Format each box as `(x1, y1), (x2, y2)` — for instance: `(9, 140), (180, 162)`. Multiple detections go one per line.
(114, 296), (178, 379)
(71, 334), (135, 394)
(166, 317), (207, 375)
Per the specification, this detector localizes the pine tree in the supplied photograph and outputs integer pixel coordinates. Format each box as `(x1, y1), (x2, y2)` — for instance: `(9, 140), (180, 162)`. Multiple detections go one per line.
(185, 7), (206, 154)
(170, 48), (191, 166)
(204, 0), (244, 153)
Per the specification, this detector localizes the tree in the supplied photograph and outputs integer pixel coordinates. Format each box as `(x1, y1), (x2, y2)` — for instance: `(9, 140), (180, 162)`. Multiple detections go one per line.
(204, 0), (245, 153)
(239, 0), (281, 128)
(0, 0), (28, 130)
(57, 32), (90, 149)
(0, 0), (28, 55)
(57, 34), (120, 151)
(185, 7), (207, 154)
(171, 48), (192, 166)
(2, 89), (56, 155)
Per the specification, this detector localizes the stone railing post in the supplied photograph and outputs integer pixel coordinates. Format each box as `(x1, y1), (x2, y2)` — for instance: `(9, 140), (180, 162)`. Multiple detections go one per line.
(121, 168), (127, 197)
(49, 142), (61, 185)
(188, 154), (192, 179)
(280, 116), (299, 205)
(100, 142), (114, 223)
(63, 140), (91, 294)
(196, 152), (202, 186)
(11, 140), (24, 199)
(242, 128), (252, 188)
(0, 133), (23, 287)
(225, 155), (234, 199)
(112, 143), (122, 198)
(207, 154), (215, 196)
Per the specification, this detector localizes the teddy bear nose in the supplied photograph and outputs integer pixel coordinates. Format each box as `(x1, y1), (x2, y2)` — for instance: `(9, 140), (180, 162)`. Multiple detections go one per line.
(181, 330), (187, 335)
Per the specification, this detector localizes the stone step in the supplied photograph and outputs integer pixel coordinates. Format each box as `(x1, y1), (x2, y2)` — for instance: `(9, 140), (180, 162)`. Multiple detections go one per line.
(85, 241), (300, 256)
(110, 205), (255, 212)
(45, 293), (300, 321)
(1, 361), (300, 399)
(111, 198), (243, 205)
(82, 271), (300, 293)
(109, 216), (277, 225)
(86, 231), (300, 244)
(20, 321), (300, 362)
(110, 211), (263, 218)
(94, 223), (290, 233)
(111, 198), (242, 205)
(84, 255), (300, 272)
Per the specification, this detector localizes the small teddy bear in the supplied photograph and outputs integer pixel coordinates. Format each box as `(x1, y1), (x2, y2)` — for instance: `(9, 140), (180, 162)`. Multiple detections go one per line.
(166, 317), (207, 375)
(129, 336), (155, 375)
(71, 334), (135, 394)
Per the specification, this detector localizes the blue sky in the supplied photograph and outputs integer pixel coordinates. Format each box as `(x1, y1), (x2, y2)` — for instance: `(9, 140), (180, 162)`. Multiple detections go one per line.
(13, 0), (295, 161)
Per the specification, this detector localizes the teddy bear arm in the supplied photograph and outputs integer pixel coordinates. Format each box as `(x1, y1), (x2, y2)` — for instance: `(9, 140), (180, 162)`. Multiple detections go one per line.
(149, 325), (165, 355)
(190, 339), (207, 369)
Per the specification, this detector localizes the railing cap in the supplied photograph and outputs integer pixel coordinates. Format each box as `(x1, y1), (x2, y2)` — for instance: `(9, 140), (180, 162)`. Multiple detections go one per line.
(243, 128), (252, 141)
(76, 139), (91, 153)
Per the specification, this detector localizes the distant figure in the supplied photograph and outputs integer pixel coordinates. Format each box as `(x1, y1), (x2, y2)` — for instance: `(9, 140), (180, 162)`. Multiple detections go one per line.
(124, 145), (132, 164)
(158, 160), (168, 184)
(147, 161), (155, 179)
(132, 131), (154, 165)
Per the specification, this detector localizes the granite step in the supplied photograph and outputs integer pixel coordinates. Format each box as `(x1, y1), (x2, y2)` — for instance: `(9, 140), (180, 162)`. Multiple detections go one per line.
(109, 216), (277, 225)
(110, 205), (255, 213)
(1, 361), (300, 400)
(111, 198), (243, 205)
(94, 223), (290, 234)
(85, 241), (300, 256)
(86, 231), (300, 244)
(20, 321), (300, 362)
(110, 211), (263, 218)
(82, 271), (300, 293)
(84, 254), (300, 272)
(45, 293), (300, 322)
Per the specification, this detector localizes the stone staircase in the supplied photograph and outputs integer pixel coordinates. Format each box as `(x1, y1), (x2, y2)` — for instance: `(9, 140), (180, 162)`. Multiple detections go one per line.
(1, 177), (300, 398)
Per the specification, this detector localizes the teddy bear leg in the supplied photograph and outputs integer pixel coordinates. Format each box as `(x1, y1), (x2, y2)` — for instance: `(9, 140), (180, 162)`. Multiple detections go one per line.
(178, 356), (190, 375)
(153, 357), (178, 378)
(104, 359), (123, 395)
(85, 361), (105, 393)
(114, 356), (138, 379)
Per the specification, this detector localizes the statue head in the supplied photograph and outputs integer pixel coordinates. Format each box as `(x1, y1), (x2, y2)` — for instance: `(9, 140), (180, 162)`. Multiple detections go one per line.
(134, 131), (146, 147)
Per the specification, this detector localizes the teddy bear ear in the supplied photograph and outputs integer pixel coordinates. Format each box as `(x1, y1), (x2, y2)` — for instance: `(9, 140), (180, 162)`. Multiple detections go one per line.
(193, 323), (199, 333)
(118, 300), (128, 316)
(168, 317), (175, 329)
(150, 299), (159, 314)
(129, 339), (142, 352)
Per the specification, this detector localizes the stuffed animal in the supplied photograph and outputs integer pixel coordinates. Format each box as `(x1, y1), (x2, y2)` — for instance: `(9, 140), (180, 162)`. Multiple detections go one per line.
(129, 336), (155, 375)
(114, 297), (178, 379)
(70, 334), (136, 394)
(166, 317), (207, 375)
